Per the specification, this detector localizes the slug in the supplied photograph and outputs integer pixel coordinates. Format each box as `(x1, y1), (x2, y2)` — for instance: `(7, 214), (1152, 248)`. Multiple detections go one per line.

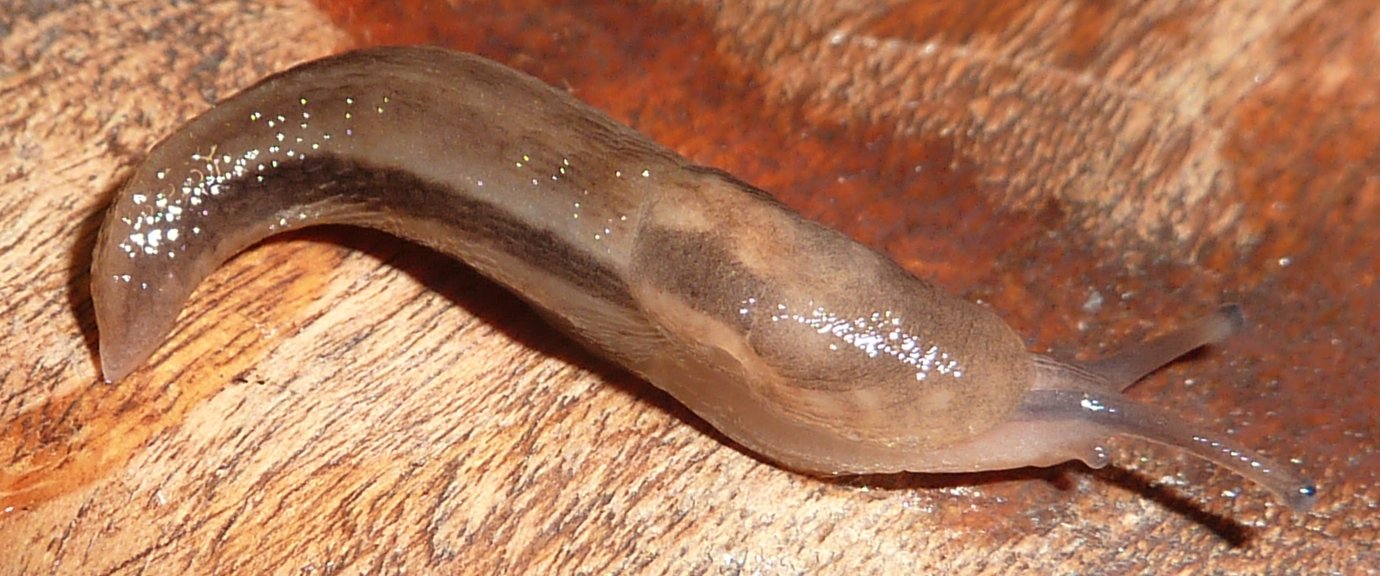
(92, 45), (1316, 511)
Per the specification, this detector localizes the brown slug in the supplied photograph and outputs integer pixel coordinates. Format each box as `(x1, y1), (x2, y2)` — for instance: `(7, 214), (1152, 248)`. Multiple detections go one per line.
(92, 45), (1316, 511)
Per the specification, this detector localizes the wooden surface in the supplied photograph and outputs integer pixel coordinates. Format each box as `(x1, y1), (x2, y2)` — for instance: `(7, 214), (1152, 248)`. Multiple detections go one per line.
(1, 0), (1375, 573)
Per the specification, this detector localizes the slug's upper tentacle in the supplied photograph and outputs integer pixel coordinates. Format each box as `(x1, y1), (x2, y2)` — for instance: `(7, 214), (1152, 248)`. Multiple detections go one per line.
(1077, 304), (1246, 391)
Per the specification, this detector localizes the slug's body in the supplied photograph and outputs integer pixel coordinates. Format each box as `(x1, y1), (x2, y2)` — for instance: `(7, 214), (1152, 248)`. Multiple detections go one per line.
(94, 46), (1315, 510)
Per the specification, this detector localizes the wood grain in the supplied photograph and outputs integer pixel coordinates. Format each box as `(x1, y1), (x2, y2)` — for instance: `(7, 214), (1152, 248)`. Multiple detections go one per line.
(1, 0), (1374, 573)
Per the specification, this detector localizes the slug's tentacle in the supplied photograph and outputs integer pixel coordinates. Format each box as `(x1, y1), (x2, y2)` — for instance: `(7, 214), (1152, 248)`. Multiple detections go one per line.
(1075, 304), (1246, 391)
(1014, 388), (1317, 511)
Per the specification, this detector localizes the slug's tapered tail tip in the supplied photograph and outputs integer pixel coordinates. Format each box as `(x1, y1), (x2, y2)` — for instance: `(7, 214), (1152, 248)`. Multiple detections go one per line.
(93, 289), (176, 385)
(96, 311), (144, 384)
(98, 343), (135, 384)
(92, 249), (185, 385)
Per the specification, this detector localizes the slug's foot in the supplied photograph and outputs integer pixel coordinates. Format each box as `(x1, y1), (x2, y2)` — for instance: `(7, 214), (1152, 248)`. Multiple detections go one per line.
(905, 417), (1117, 473)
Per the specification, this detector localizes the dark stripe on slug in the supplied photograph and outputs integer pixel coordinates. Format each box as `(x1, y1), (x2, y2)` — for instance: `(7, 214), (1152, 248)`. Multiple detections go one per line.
(250, 155), (640, 310)
(632, 225), (768, 333)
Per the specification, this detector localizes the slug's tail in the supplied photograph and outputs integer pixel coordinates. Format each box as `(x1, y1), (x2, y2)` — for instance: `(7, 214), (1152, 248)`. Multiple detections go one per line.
(1018, 305), (1317, 511)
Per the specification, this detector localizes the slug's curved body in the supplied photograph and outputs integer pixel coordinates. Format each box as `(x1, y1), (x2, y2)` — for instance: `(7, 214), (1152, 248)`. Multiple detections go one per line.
(93, 46), (1315, 510)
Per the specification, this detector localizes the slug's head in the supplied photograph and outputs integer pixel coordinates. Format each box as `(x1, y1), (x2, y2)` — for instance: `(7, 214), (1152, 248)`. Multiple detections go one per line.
(738, 289), (1317, 510)
(936, 304), (1317, 511)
